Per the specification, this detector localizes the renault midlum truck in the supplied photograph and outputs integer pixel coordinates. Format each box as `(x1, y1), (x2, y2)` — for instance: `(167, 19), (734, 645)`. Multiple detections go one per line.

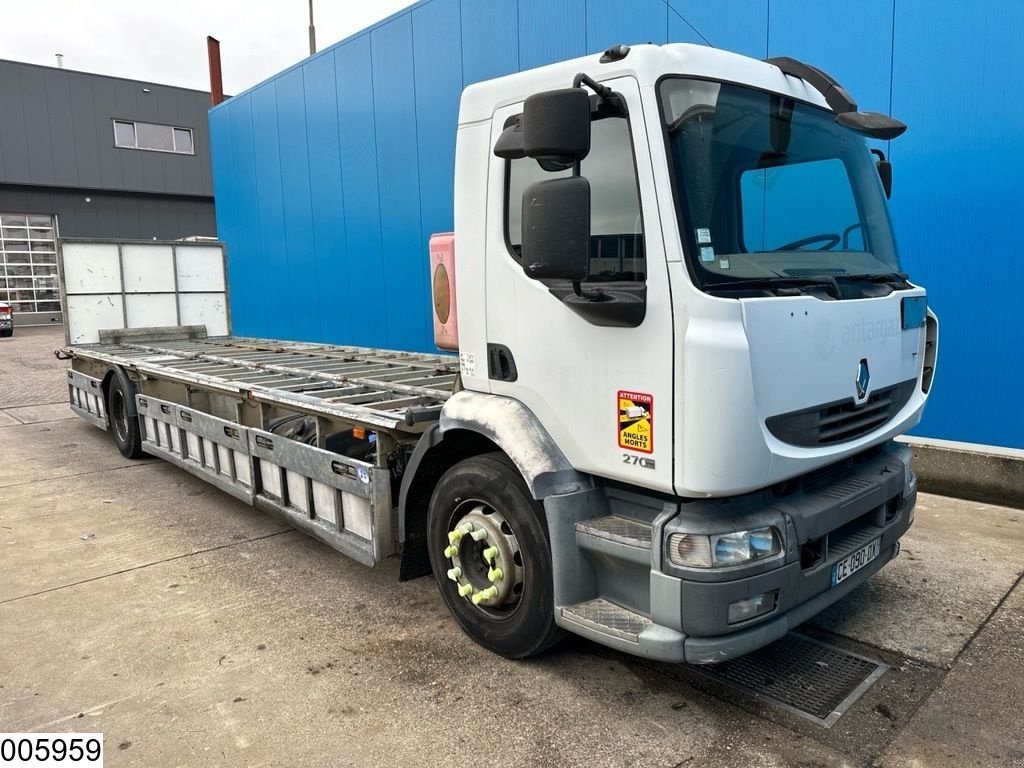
(59, 44), (937, 664)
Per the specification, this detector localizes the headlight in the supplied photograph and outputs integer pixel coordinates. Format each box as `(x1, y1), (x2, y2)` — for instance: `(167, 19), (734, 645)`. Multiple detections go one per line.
(667, 526), (782, 568)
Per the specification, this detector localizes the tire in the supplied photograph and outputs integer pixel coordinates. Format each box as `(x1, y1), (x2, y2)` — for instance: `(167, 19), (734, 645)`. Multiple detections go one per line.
(107, 371), (145, 459)
(0, 329), (11, 338)
(427, 452), (564, 659)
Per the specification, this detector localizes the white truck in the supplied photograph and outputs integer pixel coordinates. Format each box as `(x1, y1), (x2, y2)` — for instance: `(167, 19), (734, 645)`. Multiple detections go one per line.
(59, 43), (938, 664)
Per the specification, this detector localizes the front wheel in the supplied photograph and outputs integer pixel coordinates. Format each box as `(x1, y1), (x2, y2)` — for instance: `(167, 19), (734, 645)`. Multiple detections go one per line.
(427, 453), (564, 659)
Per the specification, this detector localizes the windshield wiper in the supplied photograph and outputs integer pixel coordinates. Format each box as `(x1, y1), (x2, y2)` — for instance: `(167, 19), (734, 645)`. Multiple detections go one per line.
(703, 275), (840, 298)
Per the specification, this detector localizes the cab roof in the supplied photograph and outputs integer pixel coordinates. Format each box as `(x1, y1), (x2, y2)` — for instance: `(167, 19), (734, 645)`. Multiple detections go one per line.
(458, 43), (830, 125)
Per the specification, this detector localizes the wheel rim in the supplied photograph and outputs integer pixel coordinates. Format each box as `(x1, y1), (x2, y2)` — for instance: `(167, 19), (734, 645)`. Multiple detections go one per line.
(442, 498), (526, 617)
(111, 389), (129, 443)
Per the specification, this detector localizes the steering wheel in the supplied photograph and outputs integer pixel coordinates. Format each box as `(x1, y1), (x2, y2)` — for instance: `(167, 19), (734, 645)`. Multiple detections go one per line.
(773, 233), (841, 251)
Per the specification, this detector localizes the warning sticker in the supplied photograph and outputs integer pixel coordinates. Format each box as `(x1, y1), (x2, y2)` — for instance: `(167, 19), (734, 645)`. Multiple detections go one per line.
(618, 390), (654, 454)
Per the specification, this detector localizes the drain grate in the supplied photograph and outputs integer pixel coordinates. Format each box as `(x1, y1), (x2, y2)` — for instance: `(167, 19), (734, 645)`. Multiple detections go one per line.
(696, 633), (888, 727)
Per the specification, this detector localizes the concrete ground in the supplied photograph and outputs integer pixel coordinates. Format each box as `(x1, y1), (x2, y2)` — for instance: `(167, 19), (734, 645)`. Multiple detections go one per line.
(1, 325), (1022, 768)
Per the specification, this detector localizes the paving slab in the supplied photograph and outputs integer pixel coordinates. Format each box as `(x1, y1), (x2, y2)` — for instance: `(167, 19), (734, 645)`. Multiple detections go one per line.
(0, 410), (19, 426)
(0, 418), (149, 488)
(2, 401), (76, 424)
(0, 532), (853, 768)
(0, 325), (69, 408)
(810, 493), (1024, 667)
(878, 579), (1024, 768)
(0, 460), (288, 603)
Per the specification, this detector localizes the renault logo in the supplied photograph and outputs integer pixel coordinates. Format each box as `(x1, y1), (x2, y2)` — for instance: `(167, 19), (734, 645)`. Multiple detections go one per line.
(855, 358), (870, 400)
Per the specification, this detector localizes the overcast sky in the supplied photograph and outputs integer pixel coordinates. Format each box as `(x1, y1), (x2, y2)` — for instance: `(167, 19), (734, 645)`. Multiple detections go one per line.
(0, 0), (418, 94)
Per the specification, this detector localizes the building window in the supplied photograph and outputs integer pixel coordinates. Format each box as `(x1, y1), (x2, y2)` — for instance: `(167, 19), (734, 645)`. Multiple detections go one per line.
(0, 214), (59, 315)
(113, 120), (195, 155)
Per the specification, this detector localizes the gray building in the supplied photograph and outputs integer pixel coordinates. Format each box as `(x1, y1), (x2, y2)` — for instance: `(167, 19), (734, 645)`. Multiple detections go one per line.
(0, 59), (216, 325)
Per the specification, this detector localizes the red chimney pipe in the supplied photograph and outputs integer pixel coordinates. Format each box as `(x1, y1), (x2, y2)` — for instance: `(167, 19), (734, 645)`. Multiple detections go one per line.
(207, 36), (224, 106)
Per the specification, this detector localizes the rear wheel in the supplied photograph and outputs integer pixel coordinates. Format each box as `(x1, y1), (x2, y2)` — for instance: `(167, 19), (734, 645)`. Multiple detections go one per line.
(0, 329), (11, 338)
(107, 372), (145, 459)
(427, 453), (563, 659)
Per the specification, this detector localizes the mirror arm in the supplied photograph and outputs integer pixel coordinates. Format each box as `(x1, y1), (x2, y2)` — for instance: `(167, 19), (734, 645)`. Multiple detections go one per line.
(573, 72), (611, 98)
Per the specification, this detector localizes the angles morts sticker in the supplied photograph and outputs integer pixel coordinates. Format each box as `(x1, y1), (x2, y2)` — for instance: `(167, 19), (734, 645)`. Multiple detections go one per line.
(618, 390), (653, 454)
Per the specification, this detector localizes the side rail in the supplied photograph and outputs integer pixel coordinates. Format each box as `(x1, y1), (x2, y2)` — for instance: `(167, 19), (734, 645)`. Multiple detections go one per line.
(134, 394), (392, 566)
(249, 428), (393, 566)
(136, 395), (254, 504)
(68, 370), (107, 429)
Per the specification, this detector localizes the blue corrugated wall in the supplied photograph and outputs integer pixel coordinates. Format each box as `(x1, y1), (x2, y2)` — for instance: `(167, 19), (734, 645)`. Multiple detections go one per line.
(209, 0), (1024, 450)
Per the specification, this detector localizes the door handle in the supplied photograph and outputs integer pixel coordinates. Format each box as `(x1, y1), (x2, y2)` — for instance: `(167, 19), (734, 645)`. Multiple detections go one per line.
(487, 343), (518, 382)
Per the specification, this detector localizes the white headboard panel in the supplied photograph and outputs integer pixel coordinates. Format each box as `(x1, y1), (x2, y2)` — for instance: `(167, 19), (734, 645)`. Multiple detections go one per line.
(59, 239), (230, 345)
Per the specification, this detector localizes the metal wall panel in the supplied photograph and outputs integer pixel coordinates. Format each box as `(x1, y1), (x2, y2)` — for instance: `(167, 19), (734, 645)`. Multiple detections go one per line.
(413, 0), (464, 353)
(667, 0), (767, 58)
(19, 67), (57, 183)
(372, 15), (429, 352)
(518, 0), (587, 70)
(334, 36), (388, 348)
(302, 53), (350, 344)
(461, 0), (520, 85)
(587, 0), (667, 51)
(250, 82), (292, 339)
(209, 103), (245, 329)
(225, 94), (264, 338)
(68, 80), (102, 184)
(276, 67), (321, 342)
(43, 70), (77, 188)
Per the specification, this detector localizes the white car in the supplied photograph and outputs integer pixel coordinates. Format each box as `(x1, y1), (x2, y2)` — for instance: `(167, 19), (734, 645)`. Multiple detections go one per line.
(0, 302), (13, 337)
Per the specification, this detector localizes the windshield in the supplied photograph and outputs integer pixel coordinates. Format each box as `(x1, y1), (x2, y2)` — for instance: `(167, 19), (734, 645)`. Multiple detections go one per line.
(659, 78), (901, 291)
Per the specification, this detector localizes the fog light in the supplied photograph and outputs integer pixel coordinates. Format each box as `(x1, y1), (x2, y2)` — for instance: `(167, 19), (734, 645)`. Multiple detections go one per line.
(727, 590), (778, 625)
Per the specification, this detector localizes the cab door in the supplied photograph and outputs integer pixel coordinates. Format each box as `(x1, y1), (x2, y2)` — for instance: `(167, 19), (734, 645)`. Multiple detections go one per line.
(483, 76), (675, 493)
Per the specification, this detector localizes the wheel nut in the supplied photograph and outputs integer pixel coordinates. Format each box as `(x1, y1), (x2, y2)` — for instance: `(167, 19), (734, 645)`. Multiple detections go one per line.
(487, 567), (503, 583)
(458, 583), (474, 597)
(446, 567), (461, 582)
(470, 528), (488, 541)
(483, 546), (498, 563)
(443, 545), (458, 558)
(447, 529), (462, 544)
(471, 586), (499, 605)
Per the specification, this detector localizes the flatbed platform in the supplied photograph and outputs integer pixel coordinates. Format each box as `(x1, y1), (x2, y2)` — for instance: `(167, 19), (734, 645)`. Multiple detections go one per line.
(63, 336), (459, 433)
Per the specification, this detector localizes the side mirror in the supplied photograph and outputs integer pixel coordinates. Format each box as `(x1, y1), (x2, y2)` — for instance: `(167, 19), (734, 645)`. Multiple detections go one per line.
(521, 176), (590, 281)
(523, 88), (591, 164)
(871, 148), (893, 198)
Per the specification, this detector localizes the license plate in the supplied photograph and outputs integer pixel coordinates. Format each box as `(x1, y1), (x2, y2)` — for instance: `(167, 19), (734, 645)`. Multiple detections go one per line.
(831, 538), (881, 587)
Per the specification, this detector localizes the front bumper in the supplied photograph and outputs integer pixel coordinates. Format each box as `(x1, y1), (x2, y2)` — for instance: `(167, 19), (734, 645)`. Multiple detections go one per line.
(548, 441), (916, 664)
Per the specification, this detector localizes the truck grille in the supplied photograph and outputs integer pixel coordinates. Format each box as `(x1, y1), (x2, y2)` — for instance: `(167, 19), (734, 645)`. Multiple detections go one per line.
(766, 379), (916, 447)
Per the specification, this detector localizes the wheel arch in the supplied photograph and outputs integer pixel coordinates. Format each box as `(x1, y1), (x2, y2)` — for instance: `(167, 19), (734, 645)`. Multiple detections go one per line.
(397, 392), (592, 580)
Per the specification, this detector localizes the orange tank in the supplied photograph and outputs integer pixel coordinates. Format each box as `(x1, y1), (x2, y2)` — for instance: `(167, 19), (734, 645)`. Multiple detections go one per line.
(429, 232), (458, 351)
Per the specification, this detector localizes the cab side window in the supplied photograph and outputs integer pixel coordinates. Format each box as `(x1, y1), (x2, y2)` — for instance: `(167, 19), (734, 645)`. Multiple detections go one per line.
(505, 115), (646, 284)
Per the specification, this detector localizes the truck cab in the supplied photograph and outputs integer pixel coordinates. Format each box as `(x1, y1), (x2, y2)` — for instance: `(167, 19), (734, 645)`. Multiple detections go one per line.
(419, 43), (938, 662)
